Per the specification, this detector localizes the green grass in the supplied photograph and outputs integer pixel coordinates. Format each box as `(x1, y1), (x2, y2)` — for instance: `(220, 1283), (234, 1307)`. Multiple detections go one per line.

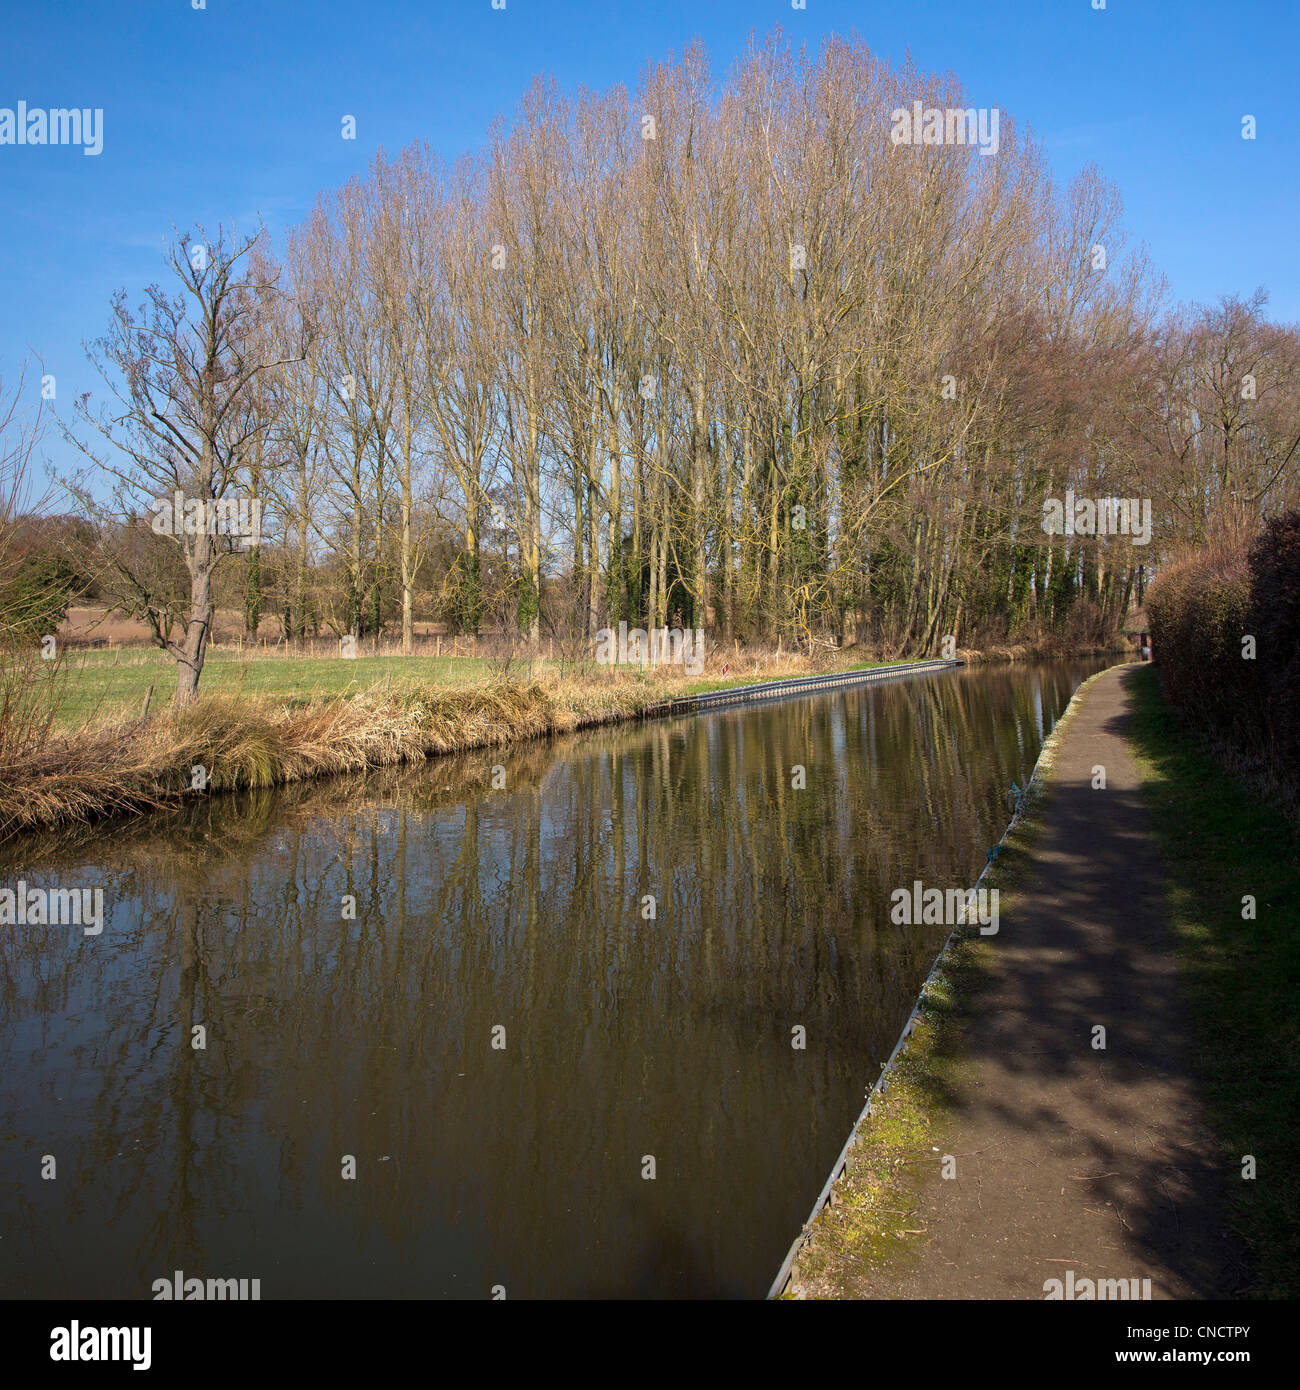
(47, 650), (500, 725)
(48, 648), (903, 727)
(1127, 663), (1300, 1299)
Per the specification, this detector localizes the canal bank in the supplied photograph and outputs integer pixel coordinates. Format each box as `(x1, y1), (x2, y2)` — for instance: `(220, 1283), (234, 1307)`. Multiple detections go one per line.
(775, 663), (1245, 1300)
(0, 656), (962, 841)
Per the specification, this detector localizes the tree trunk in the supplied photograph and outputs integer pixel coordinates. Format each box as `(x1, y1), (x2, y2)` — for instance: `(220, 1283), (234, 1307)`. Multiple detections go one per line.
(401, 415), (414, 655)
(177, 544), (213, 704)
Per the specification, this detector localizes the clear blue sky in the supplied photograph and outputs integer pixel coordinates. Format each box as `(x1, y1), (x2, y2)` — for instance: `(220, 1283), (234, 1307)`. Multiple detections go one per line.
(2, 0), (1296, 478)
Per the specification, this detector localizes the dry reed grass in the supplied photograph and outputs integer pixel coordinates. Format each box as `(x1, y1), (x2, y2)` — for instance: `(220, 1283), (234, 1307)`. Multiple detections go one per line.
(0, 679), (605, 841)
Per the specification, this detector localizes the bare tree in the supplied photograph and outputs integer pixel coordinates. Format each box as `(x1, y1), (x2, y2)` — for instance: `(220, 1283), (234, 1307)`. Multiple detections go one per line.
(65, 226), (307, 702)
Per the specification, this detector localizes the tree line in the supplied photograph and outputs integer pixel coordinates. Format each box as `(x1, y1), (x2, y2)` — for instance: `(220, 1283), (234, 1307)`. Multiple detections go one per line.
(26, 30), (1300, 699)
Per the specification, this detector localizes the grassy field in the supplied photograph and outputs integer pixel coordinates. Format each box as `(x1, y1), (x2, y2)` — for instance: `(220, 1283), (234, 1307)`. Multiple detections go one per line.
(1127, 663), (1300, 1299)
(50, 649), (500, 724)
(47, 646), (894, 727)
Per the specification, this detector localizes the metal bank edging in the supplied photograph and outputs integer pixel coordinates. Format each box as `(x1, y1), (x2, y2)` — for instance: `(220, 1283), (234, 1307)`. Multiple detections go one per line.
(645, 658), (964, 720)
(763, 665), (1098, 1300)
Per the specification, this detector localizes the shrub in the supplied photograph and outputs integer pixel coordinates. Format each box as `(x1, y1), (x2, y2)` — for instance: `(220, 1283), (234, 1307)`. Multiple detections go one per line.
(1148, 510), (1300, 790)
(1247, 511), (1300, 778)
(1147, 540), (1258, 744)
(0, 549), (80, 644)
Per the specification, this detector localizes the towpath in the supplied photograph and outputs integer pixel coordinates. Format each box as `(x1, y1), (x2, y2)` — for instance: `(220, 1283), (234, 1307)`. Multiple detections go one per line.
(834, 664), (1242, 1299)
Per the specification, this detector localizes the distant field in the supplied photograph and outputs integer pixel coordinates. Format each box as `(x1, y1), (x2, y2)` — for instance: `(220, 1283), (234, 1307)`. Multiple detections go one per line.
(46, 645), (893, 727)
(50, 650), (504, 725)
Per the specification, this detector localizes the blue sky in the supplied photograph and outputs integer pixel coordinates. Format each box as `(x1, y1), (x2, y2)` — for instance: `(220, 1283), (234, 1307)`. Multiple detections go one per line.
(2, 0), (1296, 477)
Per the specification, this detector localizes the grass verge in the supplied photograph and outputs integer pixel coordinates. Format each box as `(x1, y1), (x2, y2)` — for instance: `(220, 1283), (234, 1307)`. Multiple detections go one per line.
(1126, 663), (1299, 1299)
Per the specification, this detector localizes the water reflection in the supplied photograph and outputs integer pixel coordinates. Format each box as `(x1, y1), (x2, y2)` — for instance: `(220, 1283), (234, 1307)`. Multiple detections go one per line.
(0, 660), (1106, 1298)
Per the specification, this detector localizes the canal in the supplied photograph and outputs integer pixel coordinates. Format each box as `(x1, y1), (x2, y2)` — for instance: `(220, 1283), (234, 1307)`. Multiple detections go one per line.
(0, 658), (1109, 1298)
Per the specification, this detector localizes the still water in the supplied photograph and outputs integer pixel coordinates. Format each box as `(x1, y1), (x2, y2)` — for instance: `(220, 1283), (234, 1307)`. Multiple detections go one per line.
(0, 660), (1106, 1298)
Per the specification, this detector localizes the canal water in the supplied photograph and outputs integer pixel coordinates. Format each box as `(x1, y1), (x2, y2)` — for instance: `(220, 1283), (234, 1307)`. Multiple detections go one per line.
(0, 659), (1109, 1298)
